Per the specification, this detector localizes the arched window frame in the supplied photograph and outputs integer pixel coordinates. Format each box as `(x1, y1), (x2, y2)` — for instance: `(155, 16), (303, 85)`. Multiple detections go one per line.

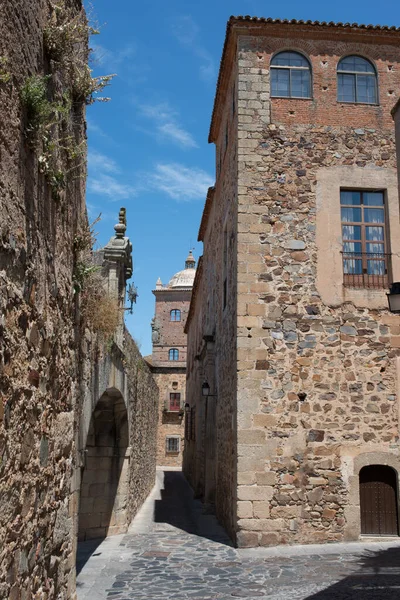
(169, 348), (179, 361)
(170, 309), (181, 322)
(337, 55), (378, 105)
(270, 50), (312, 99)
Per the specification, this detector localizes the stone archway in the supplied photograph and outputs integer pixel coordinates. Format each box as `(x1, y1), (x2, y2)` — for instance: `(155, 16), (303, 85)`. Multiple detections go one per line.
(78, 389), (130, 541)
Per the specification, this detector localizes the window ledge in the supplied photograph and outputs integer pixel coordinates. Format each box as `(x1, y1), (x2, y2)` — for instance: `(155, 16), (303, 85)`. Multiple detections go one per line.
(271, 95), (313, 101)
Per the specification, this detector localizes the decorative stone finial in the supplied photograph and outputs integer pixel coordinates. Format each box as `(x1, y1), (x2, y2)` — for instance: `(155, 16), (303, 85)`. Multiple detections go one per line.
(114, 207), (127, 239)
(156, 277), (163, 289)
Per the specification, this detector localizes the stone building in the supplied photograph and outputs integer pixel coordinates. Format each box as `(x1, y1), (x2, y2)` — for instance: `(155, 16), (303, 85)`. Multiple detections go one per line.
(149, 252), (196, 466)
(0, 2), (158, 598)
(184, 16), (400, 548)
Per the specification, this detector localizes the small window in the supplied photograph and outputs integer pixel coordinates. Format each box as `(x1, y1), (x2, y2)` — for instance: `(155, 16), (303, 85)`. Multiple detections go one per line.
(341, 190), (388, 288)
(169, 348), (179, 361)
(337, 56), (377, 104)
(271, 51), (311, 99)
(166, 436), (180, 453)
(169, 393), (181, 412)
(170, 309), (181, 322)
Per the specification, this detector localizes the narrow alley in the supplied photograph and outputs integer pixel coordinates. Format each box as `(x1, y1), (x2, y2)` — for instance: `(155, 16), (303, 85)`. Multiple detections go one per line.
(77, 469), (400, 600)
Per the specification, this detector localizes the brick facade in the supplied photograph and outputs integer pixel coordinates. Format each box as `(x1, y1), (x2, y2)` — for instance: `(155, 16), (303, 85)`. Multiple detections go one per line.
(150, 254), (195, 466)
(184, 17), (400, 547)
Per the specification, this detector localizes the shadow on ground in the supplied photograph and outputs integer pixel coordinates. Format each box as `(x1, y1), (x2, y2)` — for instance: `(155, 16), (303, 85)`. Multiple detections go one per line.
(76, 538), (104, 576)
(305, 546), (400, 599)
(154, 470), (232, 546)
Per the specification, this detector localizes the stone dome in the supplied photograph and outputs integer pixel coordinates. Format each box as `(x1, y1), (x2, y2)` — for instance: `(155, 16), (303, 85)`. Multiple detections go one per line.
(168, 268), (196, 288)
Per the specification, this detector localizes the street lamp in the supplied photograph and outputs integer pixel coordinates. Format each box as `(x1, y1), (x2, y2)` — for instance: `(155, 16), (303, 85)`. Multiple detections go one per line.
(387, 282), (400, 314)
(202, 381), (217, 398)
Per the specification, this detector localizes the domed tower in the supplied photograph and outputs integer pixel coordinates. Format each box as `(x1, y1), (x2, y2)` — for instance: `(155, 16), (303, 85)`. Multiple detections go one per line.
(150, 252), (196, 466)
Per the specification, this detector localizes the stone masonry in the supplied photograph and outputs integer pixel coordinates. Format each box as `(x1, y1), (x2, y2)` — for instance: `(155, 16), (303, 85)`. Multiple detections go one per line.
(184, 17), (400, 548)
(149, 253), (195, 467)
(0, 3), (159, 598)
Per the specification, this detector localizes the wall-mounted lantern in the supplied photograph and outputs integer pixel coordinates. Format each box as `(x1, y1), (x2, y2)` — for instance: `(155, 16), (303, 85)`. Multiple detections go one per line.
(184, 403), (190, 414)
(387, 282), (400, 314)
(202, 381), (217, 398)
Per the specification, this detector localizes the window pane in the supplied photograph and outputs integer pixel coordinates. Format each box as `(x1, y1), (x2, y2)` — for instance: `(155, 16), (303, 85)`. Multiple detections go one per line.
(366, 243), (385, 254)
(339, 56), (375, 73)
(364, 208), (384, 223)
(357, 74), (377, 104)
(343, 242), (362, 253)
(342, 225), (361, 241)
(338, 73), (356, 102)
(367, 260), (385, 275)
(341, 207), (362, 222)
(271, 68), (289, 97)
(271, 51), (309, 67)
(363, 192), (384, 206)
(344, 258), (362, 274)
(341, 191), (361, 205)
(366, 226), (384, 241)
(291, 70), (311, 98)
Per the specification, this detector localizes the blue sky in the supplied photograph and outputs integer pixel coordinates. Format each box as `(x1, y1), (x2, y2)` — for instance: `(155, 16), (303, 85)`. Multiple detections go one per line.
(85, 0), (399, 356)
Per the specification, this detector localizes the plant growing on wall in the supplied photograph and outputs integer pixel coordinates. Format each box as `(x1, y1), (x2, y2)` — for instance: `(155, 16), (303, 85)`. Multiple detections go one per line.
(0, 56), (11, 84)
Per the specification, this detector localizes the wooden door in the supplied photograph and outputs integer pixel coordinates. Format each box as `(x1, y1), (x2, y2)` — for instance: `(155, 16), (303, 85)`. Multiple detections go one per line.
(360, 465), (399, 536)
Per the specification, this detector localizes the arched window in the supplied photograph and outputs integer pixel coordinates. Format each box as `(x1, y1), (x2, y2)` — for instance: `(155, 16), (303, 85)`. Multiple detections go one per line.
(337, 56), (377, 104)
(169, 348), (179, 361)
(271, 51), (311, 99)
(170, 309), (181, 322)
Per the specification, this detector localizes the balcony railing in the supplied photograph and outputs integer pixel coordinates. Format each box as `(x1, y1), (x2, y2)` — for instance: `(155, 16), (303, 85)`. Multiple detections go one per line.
(342, 252), (391, 289)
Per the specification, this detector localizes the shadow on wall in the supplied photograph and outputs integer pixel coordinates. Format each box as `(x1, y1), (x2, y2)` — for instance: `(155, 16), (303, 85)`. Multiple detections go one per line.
(305, 546), (400, 599)
(78, 390), (129, 542)
(154, 470), (232, 546)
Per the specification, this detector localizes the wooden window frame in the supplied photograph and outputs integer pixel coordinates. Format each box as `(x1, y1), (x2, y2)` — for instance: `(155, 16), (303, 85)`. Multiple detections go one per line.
(270, 51), (312, 99)
(169, 348), (179, 361)
(337, 56), (378, 105)
(341, 189), (390, 288)
(169, 392), (181, 412)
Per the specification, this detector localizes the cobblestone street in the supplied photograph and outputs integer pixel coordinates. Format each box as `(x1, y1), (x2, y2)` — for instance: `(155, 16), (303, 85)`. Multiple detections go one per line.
(77, 469), (400, 600)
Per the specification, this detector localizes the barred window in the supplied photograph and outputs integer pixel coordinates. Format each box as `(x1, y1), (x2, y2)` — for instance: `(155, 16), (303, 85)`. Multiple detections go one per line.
(271, 51), (311, 99)
(166, 436), (180, 453)
(341, 190), (389, 288)
(337, 56), (377, 104)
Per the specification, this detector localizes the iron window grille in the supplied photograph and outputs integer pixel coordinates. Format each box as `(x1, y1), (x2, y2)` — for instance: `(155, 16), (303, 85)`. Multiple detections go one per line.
(341, 189), (390, 288)
(337, 56), (378, 104)
(271, 51), (312, 99)
(166, 436), (180, 453)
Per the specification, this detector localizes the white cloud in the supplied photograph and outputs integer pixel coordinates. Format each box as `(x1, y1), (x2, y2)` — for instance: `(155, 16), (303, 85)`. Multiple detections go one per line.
(170, 16), (216, 84)
(88, 150), (119, 173)
(149, 163), (213, 201)
(137, 101), (197, 149)
(87, 174), (136, 200)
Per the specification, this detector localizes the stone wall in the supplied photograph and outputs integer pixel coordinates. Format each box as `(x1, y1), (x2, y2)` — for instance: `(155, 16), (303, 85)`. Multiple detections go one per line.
(188, 20), (400, 549)
(234, 27), (400, 547)
(184, 59), (239, 537)
(153, 370), (186, 466)
(0, 0), (87, 597)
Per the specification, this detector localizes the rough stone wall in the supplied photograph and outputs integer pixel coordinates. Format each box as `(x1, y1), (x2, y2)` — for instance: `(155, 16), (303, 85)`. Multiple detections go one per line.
(0, 0), (87, 597)
(184, 63), (239, 537)
(124, 331), (159, 521)
(234, 29), (400, 547)
(153, 370), (186, 466)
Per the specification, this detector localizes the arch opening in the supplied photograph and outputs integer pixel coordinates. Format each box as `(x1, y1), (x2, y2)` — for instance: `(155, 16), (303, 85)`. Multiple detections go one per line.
(78, 390), (129, 541)
(359, 465), (399, 536)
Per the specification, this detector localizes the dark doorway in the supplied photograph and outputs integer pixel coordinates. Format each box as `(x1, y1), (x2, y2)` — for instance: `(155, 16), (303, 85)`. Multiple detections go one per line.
(360, 465), (399, 536)
(78, 390), (129, 541)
